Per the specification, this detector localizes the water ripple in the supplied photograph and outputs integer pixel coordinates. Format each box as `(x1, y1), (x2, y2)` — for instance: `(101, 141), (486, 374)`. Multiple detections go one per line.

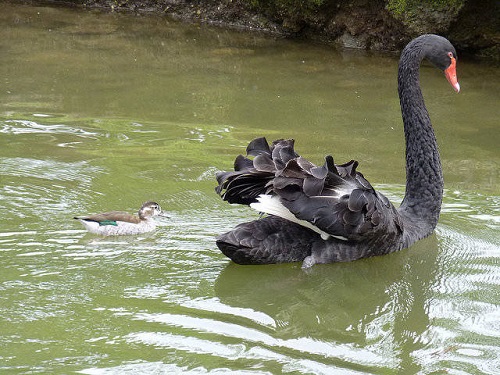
(0, 157), (103, 182)
(130, 312), (390, 367)
(0, 158), (104, 228)
(80, 362), (267, 374)
(0, 119), (98, 138)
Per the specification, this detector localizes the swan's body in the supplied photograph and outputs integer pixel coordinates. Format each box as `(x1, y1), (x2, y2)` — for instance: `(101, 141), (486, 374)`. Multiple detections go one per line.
(215, 35), (459, 268)
(74, 201), (164, 236)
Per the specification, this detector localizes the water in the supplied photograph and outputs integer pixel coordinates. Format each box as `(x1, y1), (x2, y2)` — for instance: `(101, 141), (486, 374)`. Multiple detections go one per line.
(0, 3), (499, 374)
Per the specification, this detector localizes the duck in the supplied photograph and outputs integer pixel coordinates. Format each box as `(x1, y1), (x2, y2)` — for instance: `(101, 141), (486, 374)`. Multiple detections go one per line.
(215, 34), (460, 268)
(74, 201), (164, 236)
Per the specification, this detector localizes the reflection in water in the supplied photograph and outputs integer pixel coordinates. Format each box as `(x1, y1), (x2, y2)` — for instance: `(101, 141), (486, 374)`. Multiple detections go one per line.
(0, 2), (498, 374)
(214, 236), (440, 373)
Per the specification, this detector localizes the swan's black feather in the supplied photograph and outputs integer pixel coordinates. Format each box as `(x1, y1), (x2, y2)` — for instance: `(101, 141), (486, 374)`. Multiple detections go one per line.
(234, 154), (254, 171)
(216, 170), (273, 205)
(246, 137), (271, 156)
(216, 216), (314, 264)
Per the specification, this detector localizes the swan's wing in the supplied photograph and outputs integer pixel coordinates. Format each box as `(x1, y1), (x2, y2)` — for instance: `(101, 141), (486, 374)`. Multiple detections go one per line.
(216, 137), (403, 242)
(272, 157), (404, 242)
(215, 137), (282, 205)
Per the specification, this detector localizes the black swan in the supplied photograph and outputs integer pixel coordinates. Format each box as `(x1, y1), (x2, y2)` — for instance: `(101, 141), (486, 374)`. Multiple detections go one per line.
(215, 34), (460, 268)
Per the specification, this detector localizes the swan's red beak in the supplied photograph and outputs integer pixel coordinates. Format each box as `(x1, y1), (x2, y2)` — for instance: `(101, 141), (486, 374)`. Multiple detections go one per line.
(445, 57), (460, 92)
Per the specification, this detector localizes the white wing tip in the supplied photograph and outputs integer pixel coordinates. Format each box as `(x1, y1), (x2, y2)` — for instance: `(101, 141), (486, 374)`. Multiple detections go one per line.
(250, 195), (348, 242)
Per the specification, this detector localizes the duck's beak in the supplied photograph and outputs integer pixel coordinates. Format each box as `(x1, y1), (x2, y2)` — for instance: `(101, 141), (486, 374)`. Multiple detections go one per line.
(445, 57), (460, 93)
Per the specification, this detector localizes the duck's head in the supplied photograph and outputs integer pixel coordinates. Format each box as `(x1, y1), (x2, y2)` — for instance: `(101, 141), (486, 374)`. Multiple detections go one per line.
(138, 201), (164, 219)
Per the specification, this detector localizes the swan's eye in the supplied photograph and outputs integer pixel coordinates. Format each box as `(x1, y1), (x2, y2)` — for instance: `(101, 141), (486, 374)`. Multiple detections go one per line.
(447, 51), (454, 59)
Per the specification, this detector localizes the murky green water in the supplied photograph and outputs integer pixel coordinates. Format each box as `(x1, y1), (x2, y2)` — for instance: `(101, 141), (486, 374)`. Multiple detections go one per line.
(1, 3), (499, 374)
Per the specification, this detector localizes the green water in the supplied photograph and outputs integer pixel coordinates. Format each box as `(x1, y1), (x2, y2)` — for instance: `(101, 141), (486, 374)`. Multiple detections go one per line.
(1, 3), (499, 374)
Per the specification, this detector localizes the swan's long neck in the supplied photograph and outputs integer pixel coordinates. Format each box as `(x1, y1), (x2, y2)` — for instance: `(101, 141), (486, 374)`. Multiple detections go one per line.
(397, 41), (443, 232)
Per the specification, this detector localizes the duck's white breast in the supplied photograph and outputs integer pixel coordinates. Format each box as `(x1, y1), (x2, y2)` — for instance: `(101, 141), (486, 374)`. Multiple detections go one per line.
(79, 219), (156, 236)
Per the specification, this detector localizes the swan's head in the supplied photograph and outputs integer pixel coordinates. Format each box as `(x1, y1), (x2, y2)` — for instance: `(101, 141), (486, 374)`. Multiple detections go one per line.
(424, 35), (460, 93)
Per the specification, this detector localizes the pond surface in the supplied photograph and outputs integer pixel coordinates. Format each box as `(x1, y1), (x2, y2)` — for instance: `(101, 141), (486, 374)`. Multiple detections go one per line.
(0, 3), (499, 374)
